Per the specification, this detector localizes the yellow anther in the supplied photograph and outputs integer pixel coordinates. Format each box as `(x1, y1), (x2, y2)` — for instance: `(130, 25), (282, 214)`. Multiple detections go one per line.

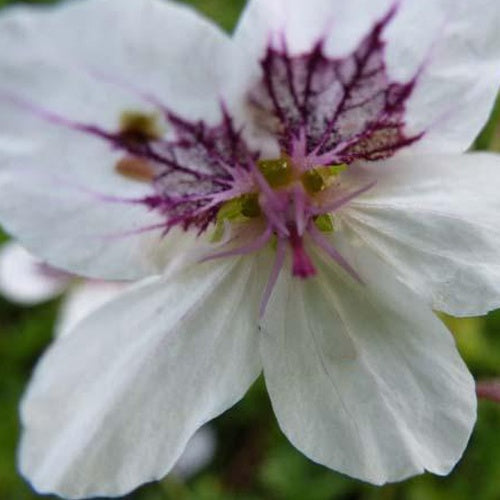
(301, 169), (325, 194)
(302, 163), (348, 193)
(314, 214), (335, 233)
(258, 156), (293, 188)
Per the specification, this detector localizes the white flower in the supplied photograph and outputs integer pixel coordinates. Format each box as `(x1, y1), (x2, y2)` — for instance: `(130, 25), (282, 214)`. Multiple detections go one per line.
(0, 0), (500, 497)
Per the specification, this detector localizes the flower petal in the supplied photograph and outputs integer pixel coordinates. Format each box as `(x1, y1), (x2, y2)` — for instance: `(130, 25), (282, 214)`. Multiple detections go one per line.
(344, 153), (500, 316)
(55, 280), (127, 338)
(19, 258), (263, 499)
(172, 426), (216, 479)
(260, 250), (476, 484)
(385, 0), (500, 152)
(0, 242), (68, 305)
(236, 0), (500, 152)
(235, 0), (394, 58)
(0, 0), (244, 279)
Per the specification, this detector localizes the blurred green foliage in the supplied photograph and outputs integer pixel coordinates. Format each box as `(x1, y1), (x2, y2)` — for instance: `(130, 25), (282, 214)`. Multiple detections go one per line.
(0, 0), (499, 499)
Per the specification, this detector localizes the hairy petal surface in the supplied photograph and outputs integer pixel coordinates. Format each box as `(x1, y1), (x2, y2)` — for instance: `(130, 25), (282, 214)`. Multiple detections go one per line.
(19, 258), (263, 499)
(0, 0), (245, 279)
(260, 250), (475, 484)
(344, 154), (500, 316)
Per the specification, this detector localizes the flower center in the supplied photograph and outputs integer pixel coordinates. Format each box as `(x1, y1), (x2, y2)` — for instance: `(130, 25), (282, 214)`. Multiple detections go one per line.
(212, 155), (350, 278)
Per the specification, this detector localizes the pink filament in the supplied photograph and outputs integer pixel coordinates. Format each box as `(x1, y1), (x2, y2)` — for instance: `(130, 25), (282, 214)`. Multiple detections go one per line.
(260, 236), (287, 317)
(311, 181), (377, 216)
(308, 224), (363, 283)
(201, 225), (273, 262)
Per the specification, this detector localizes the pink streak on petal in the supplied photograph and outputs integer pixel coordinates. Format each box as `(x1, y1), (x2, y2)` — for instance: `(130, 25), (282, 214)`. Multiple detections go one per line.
(201, 225), (273, 262)
(312, 181), (377, 216)
(260, 236), (287, 318)
(476, 379), (500, 403)
(99, 222), (170, 240)
(308, 224), (363, 284)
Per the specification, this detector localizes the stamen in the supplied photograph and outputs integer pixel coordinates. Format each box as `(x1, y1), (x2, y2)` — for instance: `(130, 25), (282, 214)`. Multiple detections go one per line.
(201, 225), (273, 262)
(301, 169), (325, 194)
(258, 156), (293, 188)
(314, 214), (335, 233)
(260, 236), (287, 317)
(119, 111), (163, 143)
(115, 156), (156, 182)
(311, 181), (377, 216)
(293, 186), (307, 236)
(308, 224), (362, 283)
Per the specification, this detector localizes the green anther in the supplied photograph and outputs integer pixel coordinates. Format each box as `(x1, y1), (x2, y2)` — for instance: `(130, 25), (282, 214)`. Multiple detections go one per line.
(301, 169), (325, 194)
(301, 164), (348, 194)
(258, 157), (293, 188)
(216, 197), (245, 222)
(327, 164), (348, 177)
(119, 111), (162, 141)
(211, 194), (261, 242)
(241, 194), (261, 218)
(314, 214), (335, 233)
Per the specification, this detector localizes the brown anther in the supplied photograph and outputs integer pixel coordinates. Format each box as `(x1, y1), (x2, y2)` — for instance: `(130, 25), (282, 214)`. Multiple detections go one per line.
(119, 111), (163, 145)
(115, 156), (156, 183)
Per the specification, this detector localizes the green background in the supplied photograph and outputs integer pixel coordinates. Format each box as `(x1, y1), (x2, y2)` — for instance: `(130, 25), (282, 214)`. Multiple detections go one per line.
(0, 1), (499, 499)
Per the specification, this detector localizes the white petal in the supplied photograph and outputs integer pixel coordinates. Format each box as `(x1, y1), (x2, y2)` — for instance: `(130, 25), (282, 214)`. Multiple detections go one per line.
(236, 0), (500, 152)
(172, 426), (216, 479)
(260, 251), (476, 485)
(235, 0), (394, 58)
(55, 281), (128, 338)
(0, 0), (239, 128)
(384, 0), (500, 152)
(0, 242), (68, 305)
(344, 153), (500, 316)
(19, 258), (263, 499)
(0, 141), (198, 280)
(0, 0), (244, 279)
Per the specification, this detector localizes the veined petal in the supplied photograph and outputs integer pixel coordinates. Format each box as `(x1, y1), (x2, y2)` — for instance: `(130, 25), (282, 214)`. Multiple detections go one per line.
(260, 250), (475, 484)
(344, 153), (500, 316)
(0, 0), (239, 128)
(19, 258), (263, 499)
(0, 140), (199, 280)
(384, 0), (500, 152)
(235, 0), (394, 59)
(0, 0), (246, 280)
(55, 280), (127, 338)
(236, 0), (500, 153)
(0, 242), (68, 305)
